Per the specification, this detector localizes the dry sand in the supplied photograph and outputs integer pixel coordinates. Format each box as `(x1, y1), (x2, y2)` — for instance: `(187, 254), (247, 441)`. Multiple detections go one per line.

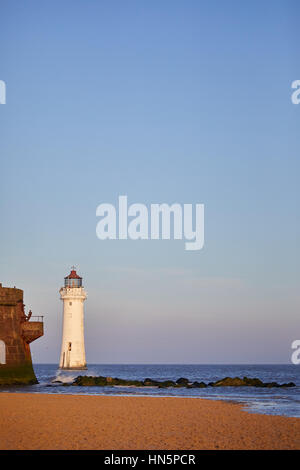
(0, 393), (299, 450)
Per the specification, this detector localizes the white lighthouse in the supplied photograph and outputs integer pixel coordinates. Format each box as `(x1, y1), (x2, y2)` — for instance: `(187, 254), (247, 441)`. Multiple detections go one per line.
(59, 267), (87, 370)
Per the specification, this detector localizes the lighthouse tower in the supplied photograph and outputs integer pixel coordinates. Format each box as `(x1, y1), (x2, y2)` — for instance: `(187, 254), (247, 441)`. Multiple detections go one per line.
(59, 268), (87, 370)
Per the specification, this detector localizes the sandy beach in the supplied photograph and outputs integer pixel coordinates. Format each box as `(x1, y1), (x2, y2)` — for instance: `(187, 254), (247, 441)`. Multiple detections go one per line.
(0, 393), (299, 450)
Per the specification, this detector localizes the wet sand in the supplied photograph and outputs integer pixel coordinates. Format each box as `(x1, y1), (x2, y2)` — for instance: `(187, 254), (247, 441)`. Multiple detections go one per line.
(0, 393), (299, 450)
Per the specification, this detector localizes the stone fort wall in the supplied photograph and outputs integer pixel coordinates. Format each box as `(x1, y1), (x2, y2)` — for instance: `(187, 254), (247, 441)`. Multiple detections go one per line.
(0, 284), (39, 385)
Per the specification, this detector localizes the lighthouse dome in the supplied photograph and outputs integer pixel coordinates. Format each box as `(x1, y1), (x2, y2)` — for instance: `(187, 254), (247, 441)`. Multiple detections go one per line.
(64, 267), (82, 288)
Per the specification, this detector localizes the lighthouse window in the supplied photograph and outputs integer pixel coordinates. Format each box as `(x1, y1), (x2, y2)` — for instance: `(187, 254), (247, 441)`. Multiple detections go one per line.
(65, 278), (82, 288)
(69, 302), (72, 306)
(68, 342), (72, 351)
(0, 340), (5, 364)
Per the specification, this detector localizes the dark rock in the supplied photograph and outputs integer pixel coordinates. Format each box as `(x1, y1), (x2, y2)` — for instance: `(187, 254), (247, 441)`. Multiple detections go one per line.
(213, 377), (246, 387)
(176, 377), (189, 385)
(210, 376), (295, 388)
(113, 378), (143, 386)
(158, 380), (176, 388)
(72, 375), (145, 387)
(264, 382), (280, 388)
(71, 375), (296, 389)
(190, 381), (207, 388)
(73, 375), (107, 386)
(143, 378), (160, 386)
(190, 381), (200, 388)
(198, 381), (207, 388)
(280, 382), (295, 388)
(243, 377), (264, 387)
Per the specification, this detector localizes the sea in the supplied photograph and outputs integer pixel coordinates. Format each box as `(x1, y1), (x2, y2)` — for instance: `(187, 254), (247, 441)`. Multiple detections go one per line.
(1, 364), (299, 418)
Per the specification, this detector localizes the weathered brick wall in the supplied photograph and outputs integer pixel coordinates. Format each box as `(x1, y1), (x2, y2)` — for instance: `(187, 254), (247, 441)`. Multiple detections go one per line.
(0, 286), (32, 365)
(0, 285), (37, 384)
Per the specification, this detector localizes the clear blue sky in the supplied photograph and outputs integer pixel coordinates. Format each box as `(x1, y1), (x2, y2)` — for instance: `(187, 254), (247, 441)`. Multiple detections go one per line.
(1, 0), (299, 363)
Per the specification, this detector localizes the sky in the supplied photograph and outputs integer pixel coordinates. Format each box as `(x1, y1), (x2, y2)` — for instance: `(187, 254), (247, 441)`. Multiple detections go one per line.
(0, 0), (299, 364)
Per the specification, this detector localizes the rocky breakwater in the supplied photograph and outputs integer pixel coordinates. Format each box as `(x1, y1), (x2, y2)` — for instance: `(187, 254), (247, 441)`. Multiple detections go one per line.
(67, 375), (296, 388)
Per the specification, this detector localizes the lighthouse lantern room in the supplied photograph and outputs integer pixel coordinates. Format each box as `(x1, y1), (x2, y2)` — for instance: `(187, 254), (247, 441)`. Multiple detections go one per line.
(59, 267), (87, 370)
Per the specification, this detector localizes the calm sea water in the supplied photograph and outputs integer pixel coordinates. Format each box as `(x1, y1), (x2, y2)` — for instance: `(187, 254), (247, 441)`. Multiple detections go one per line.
(1, 364), (299, 418)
